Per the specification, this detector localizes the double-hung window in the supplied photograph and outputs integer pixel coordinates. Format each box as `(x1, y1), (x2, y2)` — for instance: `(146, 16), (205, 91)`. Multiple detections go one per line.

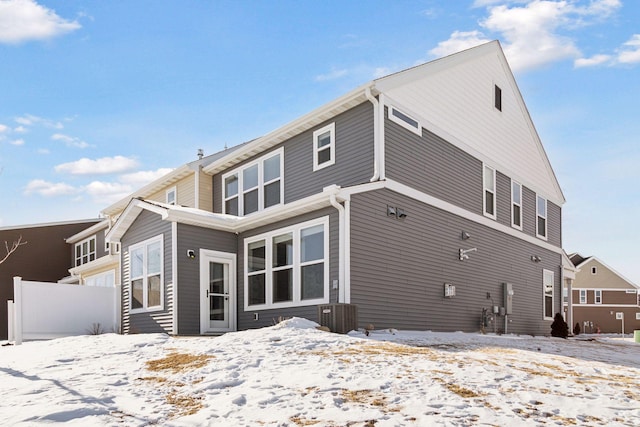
(75, 236), (96, 267)
(511, 180), (522, 229)
(245, 217), (329, 310)
(313, 123), (335, 171)
(536, 195), (547, 239)
(579, 289), (587, 304)
(543, 269), (554, 320)
(223, 149), (283, 216)
(130, 235), (163, 312)
(594, 289), (602, 304)
(483, 165), (496, 219)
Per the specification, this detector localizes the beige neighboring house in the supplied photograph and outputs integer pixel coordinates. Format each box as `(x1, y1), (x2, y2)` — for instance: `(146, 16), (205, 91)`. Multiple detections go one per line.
(567, 253), (640, 334)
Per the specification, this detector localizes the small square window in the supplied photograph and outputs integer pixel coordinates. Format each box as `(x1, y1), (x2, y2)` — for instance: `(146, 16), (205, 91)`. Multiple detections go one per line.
(313, 123), (335, 171)
(166, 187), (176, 205)
(495, 85), (502, 111)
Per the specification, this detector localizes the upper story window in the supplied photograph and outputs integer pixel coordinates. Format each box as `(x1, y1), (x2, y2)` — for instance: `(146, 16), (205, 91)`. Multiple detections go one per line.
(591, 266), (597, 275)
(389, 106), (421, 136)
(245, 217), (329, 310)
(543, 269), (554, 320)
(483, 165), (496, 219)
(104, 230), (121, 255)
(594, 289), (602, 304)
(130, 235), (163, 312)
(511, 180), (522, 230)
(313, 123), (335, 171)
(166, 187), (176, 205)
(536, 195), (547, 240)
(579, 289), (587, 304)
(75, 236), (96, 267)
(494, 85), (502, 111)
(223, 149), (283, 216)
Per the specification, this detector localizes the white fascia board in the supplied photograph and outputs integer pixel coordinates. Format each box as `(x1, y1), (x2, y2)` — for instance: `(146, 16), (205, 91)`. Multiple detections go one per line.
(69, 254), (119, 276)
(202, 85), (376, 176)
(383, 179), (564, 255)
(106, 199), (168, 242)
(65, 219), (110, 243)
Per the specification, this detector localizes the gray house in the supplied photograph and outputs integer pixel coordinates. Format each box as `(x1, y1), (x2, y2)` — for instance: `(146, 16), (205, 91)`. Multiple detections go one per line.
(107, 41), (566, 336)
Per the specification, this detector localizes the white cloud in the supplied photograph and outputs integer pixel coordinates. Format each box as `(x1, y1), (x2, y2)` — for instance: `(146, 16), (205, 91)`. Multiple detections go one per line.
(617, 34), (640, 64)
(14, 125), (27, 133)
(83, 181), (132, 203)
(119, 168), (174, 188)
(51, 133), (90, 148)
(24, 179), (77, 197)
(574, 53), (612, 67)
(55, 156), (140, 175)
(429, 31), (491, 58)
(15, 114), (63, 129)
(0, 124), (8, 133)
(0, 0), (81, 44)
(10, 138), (24, 146)
(315, 68), (349, 82)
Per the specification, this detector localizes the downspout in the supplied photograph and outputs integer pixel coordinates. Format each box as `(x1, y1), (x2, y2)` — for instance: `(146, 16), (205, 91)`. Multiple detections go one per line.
(329, 193), (345, 303)
(365, 88), (380, 182)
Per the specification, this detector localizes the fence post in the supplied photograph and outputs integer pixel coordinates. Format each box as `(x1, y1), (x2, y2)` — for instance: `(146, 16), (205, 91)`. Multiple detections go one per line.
(7, 300), (14, 342)
(13, 276), (23, 345)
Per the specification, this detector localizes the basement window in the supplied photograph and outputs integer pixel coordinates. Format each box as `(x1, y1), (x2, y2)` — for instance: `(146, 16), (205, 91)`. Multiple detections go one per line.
(389, 106), (421, 136)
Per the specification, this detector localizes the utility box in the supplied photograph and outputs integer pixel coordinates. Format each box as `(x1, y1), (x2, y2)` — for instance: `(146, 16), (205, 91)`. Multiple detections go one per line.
(317, 303), (358, 334)
(503, 282), (514, 315)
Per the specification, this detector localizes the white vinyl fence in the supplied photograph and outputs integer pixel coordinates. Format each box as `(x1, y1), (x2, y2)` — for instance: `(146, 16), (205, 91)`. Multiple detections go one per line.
(8, 276), (120, 344)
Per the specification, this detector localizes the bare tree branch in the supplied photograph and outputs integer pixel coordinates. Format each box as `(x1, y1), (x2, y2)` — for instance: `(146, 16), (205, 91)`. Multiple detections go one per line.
(0, 235), (28, 265)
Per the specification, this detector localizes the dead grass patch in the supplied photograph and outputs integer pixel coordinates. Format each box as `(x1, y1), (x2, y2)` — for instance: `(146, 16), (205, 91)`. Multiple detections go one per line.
(166, 391), (204, 418)
(146, 352), (214, 373)
(289, 416), (322, 426)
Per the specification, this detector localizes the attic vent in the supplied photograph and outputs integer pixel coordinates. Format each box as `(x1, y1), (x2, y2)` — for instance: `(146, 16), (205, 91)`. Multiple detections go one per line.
(494, 85), (502, 111)
(389, 106), (421, 136)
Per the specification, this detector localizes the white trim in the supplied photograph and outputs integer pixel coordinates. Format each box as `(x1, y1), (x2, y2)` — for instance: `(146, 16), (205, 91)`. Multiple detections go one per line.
(511, 180), (523, 230)
(344, 199), (351, 304)
(171, 222), (178, 335)
(483, 164), (496, 220)
(594, 289), (602, 304)
(329, 194), (345, 303)
(65, 219), (109, 243)
(536, 195), (548, 241)
(69, 253), (118, 276)
(579, 289), (587, 304)
(129, 234), (164, 314)
(222, 147), (284, 216)
(313, 122), (336, 171)
(575, 304), (639, 308)
(75, 235), (97, 267)
(166, 186), (177, 206)
(383, 179), (564, 255)
(388, 104), (421, 136)
(543, 269), (554, 320)
(243, 216), (330, 311)
(200, 249), (237, 333)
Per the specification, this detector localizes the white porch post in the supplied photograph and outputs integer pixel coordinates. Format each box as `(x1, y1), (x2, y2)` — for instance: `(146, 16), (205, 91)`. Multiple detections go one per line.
(13, 276), (23, 345)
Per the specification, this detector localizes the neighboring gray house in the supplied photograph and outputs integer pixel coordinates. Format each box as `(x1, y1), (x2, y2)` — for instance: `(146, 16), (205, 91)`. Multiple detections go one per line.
(107, 41), (566, 336)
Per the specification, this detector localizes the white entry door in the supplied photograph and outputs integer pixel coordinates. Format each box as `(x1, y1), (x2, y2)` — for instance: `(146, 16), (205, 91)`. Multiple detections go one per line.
(200, 250), (236, 334)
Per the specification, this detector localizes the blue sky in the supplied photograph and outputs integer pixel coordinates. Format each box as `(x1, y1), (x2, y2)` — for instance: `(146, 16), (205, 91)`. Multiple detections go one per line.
(0, 0), (639, 283)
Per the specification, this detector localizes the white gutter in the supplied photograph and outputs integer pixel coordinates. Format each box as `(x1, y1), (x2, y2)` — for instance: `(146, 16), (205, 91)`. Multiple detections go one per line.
(329, 194), (345, 303)
(365, 88), (380, 182)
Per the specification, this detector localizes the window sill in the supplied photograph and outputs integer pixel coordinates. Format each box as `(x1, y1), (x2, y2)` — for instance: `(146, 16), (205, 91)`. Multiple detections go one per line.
(245, 296), (329, 312)
(130, 306), (164, 314)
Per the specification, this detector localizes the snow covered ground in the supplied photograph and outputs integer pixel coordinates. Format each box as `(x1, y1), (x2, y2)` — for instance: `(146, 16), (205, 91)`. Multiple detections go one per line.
(1, 318), (639, 426)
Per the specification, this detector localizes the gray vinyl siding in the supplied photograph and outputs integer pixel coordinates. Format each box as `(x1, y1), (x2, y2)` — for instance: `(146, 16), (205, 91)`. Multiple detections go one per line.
(120, 210), (173, 334)
(213, 102), (374, 213)
(349, 188), (562, 336)
(237, 207), (339, 329)
(385, 111), (562, 249)
(175, 224), (238, 335)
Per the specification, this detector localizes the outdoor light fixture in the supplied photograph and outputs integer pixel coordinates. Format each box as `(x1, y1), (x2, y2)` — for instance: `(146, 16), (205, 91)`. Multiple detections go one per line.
(531, 255), (542, 263)
(387, 205), (396, 217)
(186, 249), (196, 259)
(461, 231), (471, 240)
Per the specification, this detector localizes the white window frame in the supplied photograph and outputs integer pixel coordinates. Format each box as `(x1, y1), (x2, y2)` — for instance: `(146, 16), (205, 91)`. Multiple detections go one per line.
(543, 269), (554, 320)
(129, 235), (164, 313)
(244, 216), (329, 311)
(591, 266), (597, 275)
(222, 148), (283, 216)
(85, 270), (116, 287)
(636, 313), (640, 320)
(594, 289), (602, 304)
(313, 122), (335, 171)
(579, 289), (587, 304)
(166, 187), (177, 205)
(75, 236), (96, 267)
(511, 180), (522, 230)
(388, 105), (421, 136)
(104, 230), (121, 254)
(483, 164), (496, 220)
(536, 195), (548, 240)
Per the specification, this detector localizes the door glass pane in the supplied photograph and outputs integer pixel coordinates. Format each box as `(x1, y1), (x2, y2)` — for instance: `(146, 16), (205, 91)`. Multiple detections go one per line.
(209, 262), (225, 294)
(243, 164), (259, 190)
(148, 274), (161, 307)
(132, 279), (143, 309)
(225, 174), (238, 197)
(273, 233), (293, 267)
(244, 189), (259, 214)
(301, 225), (324, 262)
(210, 295), (225, 321)
(273, 268), (293, 302)
(301, 263), (324, 300)
(248, 274), (265, 305)
(264, 181), (281, 208)
(248, 240), (266, 272)
(263, 154), (280, 182)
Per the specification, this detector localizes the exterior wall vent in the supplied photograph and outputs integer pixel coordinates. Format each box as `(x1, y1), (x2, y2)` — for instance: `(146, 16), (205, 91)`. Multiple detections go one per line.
(317, 303), (358, 334)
